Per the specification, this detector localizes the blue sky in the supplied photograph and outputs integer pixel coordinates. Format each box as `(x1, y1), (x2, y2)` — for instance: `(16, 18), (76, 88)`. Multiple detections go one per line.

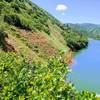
(32, 0), (100, 24)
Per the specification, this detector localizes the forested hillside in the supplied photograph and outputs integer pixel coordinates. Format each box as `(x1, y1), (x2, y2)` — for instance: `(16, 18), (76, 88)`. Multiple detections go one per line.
(0, 0), (88, 61)
(0, 0), (68, 62)
(65, 23), (100, 39)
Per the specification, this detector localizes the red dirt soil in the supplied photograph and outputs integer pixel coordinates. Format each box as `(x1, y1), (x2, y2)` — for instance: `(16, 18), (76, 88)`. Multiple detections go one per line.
(18, 29), (58, 56)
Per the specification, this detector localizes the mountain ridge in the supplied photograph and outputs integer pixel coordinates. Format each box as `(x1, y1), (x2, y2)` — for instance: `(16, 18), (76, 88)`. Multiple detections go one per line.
(65, 23), (100, 39)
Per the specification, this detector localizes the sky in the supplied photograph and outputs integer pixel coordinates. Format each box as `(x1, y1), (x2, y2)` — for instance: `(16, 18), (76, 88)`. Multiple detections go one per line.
(31, 0), (100, 24)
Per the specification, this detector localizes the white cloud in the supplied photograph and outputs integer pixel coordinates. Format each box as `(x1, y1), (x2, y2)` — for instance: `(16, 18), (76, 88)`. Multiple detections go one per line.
(61, 13), (65, 15)
(56, 4), (68, 12)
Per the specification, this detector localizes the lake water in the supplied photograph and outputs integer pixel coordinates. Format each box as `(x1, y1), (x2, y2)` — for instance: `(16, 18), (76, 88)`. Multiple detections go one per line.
(68, 39), (100, 94)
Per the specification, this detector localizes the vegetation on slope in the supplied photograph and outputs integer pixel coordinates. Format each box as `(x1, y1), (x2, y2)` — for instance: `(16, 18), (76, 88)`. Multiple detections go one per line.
(0, 0), (88, 55)
(89, 28), (100, 39)
(62, 25), (88, 51)
(1, 0), (50, 33)
(0, 0), (68, 61)
(0, 29), (6, 49)
(66, 23), (100, 40)
(0, 52), (96, 99)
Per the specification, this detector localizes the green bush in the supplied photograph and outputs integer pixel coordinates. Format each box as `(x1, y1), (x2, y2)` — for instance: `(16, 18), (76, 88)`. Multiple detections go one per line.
(0, 2), (5, 12)
(0, 52), (96, 99)
(4, 14), (33, 30)
(0, 29), (7, 48)
(43, 27), (50, 35)
(4, 0), (14, 3)
(4, 14), (22, 27)
(19, 16), (33, 30)
(66, 35), (88, 51)
(10, 3), (21, 13)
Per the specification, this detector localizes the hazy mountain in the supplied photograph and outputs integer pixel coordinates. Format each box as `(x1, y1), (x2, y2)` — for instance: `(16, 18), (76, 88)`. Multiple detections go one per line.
(64, 23), (100, 39)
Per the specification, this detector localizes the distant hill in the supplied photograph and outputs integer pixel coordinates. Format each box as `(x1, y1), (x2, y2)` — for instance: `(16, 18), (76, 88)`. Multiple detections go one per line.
(66, 23), (100, 29)
(64, 23), (100, 39)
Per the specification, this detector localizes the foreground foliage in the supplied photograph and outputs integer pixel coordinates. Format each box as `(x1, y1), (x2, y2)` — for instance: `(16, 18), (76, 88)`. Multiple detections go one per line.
(0, 52), (96, 99)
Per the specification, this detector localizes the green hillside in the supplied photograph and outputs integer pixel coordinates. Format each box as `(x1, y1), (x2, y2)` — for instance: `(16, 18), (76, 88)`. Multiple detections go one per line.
(0, 0), (68, 62)
(0, 0), (88, 61)
(65, 23), (100, 39)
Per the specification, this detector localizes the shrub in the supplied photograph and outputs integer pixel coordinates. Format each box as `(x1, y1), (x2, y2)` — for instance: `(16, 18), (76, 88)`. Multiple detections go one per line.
(19, 16), (33, 30)
(0, 2), (5, 12)
(43, 27), (50, 35)
(10, 3), (21, 13)
(4, 0), (14, 3)
(0, 29), (7, 48)
(4, 14), (33, 30)
(0, 52), (96, 99)
(66, 35), (88, 51)
(4, 14), (22, 27)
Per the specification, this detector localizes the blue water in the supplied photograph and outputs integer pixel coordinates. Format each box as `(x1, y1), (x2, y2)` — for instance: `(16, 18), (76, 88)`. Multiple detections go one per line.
(68, 39), (100, 94)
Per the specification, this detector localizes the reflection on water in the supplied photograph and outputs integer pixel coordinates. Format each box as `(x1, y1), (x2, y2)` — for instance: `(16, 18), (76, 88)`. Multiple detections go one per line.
(68, 40), (100, 94)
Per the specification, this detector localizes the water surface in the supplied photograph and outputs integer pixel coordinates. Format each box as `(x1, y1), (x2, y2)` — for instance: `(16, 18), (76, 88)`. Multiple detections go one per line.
(68, 39), (100, 94)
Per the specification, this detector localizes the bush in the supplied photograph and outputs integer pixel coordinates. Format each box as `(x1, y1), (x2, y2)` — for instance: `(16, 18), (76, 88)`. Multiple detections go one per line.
(0, 2), (5, 12)
(4, 14), (22, 27)
(66, 35), (88, 51)
(4, 0), (14, 3)
(4, 14), (33, 30)
(0, 29), (7, 48)
(43, 27), (50, 35)
(19, 16), (33, 30)
(0, 52), (96, 99)
(10, 3), (21, 13)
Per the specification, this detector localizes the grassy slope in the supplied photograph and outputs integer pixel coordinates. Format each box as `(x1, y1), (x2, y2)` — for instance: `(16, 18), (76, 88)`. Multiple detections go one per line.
(0, 0), (67, 62)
